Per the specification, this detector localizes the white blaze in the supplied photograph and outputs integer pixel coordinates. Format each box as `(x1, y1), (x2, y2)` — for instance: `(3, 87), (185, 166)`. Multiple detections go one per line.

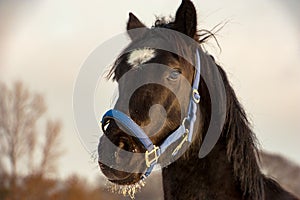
(127, 48), (156, 69)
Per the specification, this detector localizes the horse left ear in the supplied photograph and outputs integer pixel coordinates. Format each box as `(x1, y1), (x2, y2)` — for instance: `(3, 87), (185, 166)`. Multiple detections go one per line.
(173, 0), (197, 38)
(127, 12), (148, 40)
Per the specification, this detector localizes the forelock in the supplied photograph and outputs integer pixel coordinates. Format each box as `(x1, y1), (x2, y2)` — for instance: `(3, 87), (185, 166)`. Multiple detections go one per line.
(127, 48), (156, 69)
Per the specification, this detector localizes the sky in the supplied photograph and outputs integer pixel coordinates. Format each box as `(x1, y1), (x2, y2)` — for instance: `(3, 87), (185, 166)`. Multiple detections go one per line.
(0, 0), (299, 182)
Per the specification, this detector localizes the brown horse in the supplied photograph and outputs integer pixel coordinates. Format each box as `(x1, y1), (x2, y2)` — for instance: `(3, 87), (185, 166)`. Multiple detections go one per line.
(98, 0), (299, 199)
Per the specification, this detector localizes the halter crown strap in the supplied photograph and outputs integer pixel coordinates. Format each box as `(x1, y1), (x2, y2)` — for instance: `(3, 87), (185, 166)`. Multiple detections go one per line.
(101, 48), (202, 179)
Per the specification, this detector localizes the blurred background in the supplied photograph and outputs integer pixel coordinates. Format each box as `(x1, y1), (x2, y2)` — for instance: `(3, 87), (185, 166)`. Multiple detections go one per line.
(0, 0), (299, 199)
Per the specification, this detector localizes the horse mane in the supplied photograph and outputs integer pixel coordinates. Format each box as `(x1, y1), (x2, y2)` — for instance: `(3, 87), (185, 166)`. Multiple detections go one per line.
(154, 17), (223, 48)
(217, 65), (264, 199)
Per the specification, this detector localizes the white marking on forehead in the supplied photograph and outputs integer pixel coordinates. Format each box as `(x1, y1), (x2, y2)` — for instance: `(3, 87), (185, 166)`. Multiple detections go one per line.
(127, 48), (156, 69)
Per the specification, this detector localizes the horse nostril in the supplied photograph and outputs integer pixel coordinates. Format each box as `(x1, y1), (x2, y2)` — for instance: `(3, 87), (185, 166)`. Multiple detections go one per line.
(118, 141), (125, 149)
(118, 137), (131, 152)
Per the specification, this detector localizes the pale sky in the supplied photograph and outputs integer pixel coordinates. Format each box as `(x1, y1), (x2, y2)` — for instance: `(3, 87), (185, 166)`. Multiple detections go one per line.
(0, 0), (299, 182)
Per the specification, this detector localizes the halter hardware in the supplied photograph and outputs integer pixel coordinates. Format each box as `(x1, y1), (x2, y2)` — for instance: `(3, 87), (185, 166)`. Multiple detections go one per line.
(100, 49), (202, 180)
(172, 131), (188, 156)
(145, 145), (160, 167)
(192, 89), (200, 104)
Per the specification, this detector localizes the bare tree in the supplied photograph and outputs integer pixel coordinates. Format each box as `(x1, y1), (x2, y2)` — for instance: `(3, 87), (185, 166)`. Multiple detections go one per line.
(39, 120), (62, 176)
(0, 81), (62, 195)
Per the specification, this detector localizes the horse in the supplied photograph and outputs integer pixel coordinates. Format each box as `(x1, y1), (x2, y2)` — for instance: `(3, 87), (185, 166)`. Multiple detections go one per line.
(98, 0), (299, 199)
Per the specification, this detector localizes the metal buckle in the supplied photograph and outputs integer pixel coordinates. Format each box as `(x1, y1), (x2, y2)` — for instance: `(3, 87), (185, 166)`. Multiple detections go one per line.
(192, 89), (200, 104)
(172, 130), (189, 156)
(145, 146), (159, 167)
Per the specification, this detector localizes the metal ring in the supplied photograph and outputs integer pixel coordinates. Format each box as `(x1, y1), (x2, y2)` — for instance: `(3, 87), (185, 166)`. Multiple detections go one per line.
(192, 89), (200, 104)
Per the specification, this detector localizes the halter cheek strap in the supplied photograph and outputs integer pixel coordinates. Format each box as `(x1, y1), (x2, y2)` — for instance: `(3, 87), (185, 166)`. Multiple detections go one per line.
(101, 49), (202, 179)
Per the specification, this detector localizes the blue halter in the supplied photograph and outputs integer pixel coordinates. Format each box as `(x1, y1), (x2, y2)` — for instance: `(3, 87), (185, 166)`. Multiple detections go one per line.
(101, 49), (201, 179)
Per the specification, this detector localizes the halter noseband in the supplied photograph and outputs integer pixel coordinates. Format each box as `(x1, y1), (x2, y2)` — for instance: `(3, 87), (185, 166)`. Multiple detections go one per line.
(101, 49), (201, 180)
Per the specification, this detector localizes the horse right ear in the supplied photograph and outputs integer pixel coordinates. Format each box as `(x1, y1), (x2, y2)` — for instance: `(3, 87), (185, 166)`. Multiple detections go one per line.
(127, 12), (148, 40)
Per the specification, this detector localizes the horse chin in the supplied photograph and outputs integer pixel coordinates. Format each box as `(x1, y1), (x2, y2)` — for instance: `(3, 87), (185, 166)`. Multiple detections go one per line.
(99, 161), (147, 198)
(106, 175), (146, 199)
(99, 161), (143, 185)
(108, 173), (141, 185)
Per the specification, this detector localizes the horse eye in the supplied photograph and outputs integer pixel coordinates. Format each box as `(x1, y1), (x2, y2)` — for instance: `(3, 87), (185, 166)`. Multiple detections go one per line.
(168, 71), (181, 81)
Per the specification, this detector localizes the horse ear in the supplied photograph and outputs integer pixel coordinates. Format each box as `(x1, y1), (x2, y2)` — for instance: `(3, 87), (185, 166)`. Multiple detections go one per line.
(127, 12), (148, 40)
(173, 0), (197, 38)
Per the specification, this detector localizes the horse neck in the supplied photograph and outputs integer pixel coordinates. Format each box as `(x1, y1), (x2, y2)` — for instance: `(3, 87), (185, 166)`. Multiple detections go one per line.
(162, 133), (245, 200)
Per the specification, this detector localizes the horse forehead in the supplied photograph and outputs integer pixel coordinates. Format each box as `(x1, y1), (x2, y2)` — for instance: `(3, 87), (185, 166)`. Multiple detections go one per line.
(127, 48), (156, 69)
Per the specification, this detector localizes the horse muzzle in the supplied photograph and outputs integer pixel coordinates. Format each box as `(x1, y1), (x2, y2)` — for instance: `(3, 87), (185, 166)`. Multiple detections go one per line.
(98, 119), (146, 184)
